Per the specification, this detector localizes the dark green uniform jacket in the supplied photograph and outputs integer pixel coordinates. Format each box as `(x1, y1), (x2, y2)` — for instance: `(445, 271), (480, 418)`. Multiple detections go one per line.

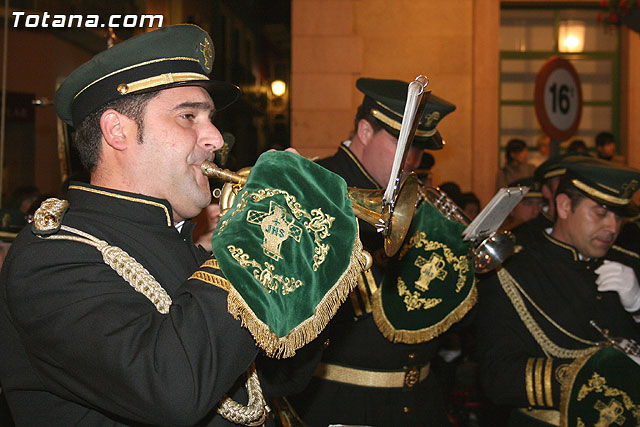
(0, 183), (260, 426)
(475, 229), (640, 426)
(288, 144), (450, 426)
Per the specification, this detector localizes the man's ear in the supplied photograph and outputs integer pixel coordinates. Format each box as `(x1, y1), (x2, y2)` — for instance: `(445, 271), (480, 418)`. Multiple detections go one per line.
(100, 109), (132, 151)
(555, 193), (572, 220)
(355, 119), (374, 146)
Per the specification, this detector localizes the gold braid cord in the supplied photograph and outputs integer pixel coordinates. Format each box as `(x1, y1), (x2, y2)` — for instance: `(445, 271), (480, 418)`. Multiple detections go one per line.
(40, 223), (267, 425)
(40, 225), (172, 314)
(216, 363), (268, 426)
(32, 198), (69, 231)
(497, 268), (598, 358)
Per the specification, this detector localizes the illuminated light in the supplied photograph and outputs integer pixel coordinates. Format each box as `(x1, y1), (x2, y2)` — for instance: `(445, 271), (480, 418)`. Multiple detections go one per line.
(271, 80), (286, 96)
(558, 20), (585, 53)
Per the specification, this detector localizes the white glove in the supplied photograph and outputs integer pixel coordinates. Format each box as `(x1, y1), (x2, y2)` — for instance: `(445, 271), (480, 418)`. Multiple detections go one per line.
(595, 260), (640, 313)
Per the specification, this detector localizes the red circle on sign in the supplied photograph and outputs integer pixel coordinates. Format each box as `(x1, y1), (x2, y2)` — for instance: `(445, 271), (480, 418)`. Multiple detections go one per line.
(534, 56), (583, 141)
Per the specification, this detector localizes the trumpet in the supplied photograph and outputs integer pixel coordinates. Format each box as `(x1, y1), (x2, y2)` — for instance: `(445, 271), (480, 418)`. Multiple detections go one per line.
(201, 160), (420, 258)
(420, 185), (515, 273)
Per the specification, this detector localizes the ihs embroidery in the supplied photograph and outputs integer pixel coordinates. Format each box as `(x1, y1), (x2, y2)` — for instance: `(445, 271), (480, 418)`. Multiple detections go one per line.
(247, 201), (302, 261)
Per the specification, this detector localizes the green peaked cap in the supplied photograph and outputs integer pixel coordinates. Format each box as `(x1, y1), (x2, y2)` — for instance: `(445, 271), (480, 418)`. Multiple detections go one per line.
(372, 201), (476, 344)
(55, 24), (240, 127)
(534, 152), (591, 183)
(212, 151), (367, 357)
(356, 77), (456, 150)
(560, 156), (640, 217)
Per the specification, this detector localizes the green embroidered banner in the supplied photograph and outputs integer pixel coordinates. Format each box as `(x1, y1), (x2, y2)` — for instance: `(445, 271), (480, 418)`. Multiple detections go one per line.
(373, 201), (476, 343)
(562, 346), (640, 427)
(212, 151), (366, 357)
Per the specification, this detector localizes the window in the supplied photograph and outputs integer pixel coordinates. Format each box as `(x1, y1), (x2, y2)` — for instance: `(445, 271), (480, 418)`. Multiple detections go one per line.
(499, 7), (619, 166)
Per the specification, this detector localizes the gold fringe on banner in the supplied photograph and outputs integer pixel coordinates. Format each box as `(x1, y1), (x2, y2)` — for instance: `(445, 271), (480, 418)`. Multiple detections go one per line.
(219, 235), (367, 358)
(370, 278), (477, 344)
(558, 348), (599, 427)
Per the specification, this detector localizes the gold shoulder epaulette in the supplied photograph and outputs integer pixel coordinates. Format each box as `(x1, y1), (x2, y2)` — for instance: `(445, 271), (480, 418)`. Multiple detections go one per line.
(31, 198), (69, 236)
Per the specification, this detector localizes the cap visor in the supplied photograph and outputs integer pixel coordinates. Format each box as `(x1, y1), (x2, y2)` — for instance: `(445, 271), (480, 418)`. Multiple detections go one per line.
(414, 129), (444, 150)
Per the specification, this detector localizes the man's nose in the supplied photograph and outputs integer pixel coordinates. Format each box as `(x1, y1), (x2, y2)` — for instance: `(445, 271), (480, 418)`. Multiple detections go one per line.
(604, 212), (622, 234)
(199, 121), (224, 153)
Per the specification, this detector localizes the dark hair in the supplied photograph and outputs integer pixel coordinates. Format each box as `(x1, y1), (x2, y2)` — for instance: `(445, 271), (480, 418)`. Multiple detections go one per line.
(439, 181), (462, 202)
(353, 103), (383, 137)
(567, 139), (588, 153)
(419, 152), (435, 170)
(73, 91), (160, 171)
(458, 192), (480, 210)
(555, 176), (587, 218)
(505, 138), (527, 163)
(595, 132), (614, 147)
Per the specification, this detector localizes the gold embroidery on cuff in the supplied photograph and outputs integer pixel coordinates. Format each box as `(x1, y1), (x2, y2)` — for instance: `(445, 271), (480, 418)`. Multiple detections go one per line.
(526, 358), (536, 407)
(535, 358), (544, 406)
(545, 358), (554, 407)
(555, 363), (570, 385)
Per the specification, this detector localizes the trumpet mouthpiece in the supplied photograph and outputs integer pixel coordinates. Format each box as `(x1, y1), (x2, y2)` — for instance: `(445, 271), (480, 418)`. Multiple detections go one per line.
(201, 160), (247, 186)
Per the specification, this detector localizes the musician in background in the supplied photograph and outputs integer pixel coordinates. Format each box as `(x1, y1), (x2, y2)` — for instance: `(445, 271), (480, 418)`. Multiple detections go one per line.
(499, 177), (543, 231)
(475, 158), (640, 426)
(595, 131), (624, 163)
(287, 78), (469, 426)
(528, 134), (551, 168)
(496, 138), (536, 190)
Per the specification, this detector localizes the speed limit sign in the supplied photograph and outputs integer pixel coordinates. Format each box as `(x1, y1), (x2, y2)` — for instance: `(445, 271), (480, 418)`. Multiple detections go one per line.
(534, 56), (582, 141)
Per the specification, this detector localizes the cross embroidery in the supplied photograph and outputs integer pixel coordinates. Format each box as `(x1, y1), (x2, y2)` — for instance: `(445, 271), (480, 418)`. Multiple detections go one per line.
(199, 38), (212, 70)
(423, 111), (440, 127)
(247, 201), (302, 261)
(413, 253), (447, 292)
(621, 180), (638, 199)
(594, 399), (626, 427)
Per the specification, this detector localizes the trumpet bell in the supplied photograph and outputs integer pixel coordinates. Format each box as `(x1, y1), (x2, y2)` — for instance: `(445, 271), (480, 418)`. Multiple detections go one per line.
(422, 184), (516, 273)
(469, 230), (516, 273)
(349, 173), (420, 257)
(218, 167), (250, 214)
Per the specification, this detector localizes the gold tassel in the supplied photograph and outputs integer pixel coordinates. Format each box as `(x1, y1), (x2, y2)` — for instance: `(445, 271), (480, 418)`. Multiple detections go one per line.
(225, 233), (368, 358)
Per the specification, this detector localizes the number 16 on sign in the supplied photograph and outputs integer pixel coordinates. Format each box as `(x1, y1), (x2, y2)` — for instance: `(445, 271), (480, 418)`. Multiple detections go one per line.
(534, 56), (583, 142)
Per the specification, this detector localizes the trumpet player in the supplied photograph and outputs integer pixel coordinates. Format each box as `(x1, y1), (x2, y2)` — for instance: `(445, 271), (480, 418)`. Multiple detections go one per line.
(0, 24), (338, 426)
(286, 78), (472, 426)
